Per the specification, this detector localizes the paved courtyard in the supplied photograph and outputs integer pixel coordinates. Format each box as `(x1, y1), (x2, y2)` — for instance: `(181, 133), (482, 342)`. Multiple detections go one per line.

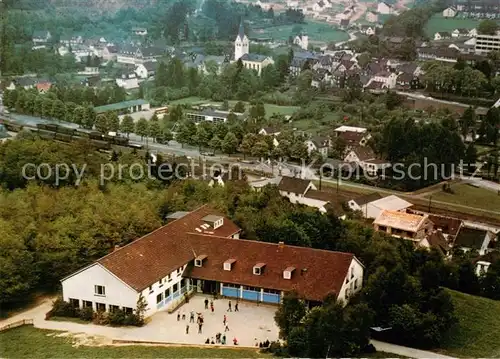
(1, 295), (280, 348)
(124, 295), (280, 347)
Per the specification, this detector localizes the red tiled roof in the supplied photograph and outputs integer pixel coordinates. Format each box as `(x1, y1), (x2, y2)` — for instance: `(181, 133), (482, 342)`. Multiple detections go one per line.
(338, 131), (365, 144)
(98, 206), (241, 291)
(187, 233), (355, 301)
(36, 82), (52, 92)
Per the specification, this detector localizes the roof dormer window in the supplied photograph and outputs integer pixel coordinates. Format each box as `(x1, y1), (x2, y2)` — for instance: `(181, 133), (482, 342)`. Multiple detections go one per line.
(195, 254), (207, 267)
(253, 263), (266, 275)
(283, 267), (295, 279)
(224, 259), (236, 271)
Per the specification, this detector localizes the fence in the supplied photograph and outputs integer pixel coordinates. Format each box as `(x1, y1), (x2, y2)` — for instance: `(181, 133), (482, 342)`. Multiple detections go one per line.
(0, 319), (34, 332)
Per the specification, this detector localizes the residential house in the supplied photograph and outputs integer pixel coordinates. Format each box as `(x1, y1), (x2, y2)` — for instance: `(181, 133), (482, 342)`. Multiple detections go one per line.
(132, 27), (148, 36)
(115, 73), (139, 90)
(351, 194), (413, 219)
(360, 25), (376, 36)
(418, 230), (451, 255)
(311, 69), (333, 88)
(454, 227), (497, 256)
(313, 0), (327, 12)
(434, 32), (452, 41)
(377, 1), (394, 14)
(443, 6), (457, 17)
(452, 28), (469, 37)
(60, 35), (83, 46)
(36, 81), (52, 93)
(396, 72), (420, 90)
(338, 130), (370, 149)
(259, 127), (281, 137)
(374, 210), (434, 241)
(366, 11), (378, 23)
(468, 28), (478, 37)
(32, 30), (51, 44)
(278, 176), (316, 203)
(305, 136), (330, 157)
(10, 78), (36, 90)
(368, 71), (398, 89)
(344, 146), (391, 175)
(294, 33), (309, 51)
(474, 251), (500, 276)
(347, 193), (383, 214)
(135, 61), (157, 79)
(102, 45), (119, 61)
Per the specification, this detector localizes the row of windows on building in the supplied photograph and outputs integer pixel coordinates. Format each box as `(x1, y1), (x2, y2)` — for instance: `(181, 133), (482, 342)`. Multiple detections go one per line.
(155, 279), (189, 304)
(69, 297), (133, 314)
(148, 266), (185, 294)
(223, 283), (280, 294)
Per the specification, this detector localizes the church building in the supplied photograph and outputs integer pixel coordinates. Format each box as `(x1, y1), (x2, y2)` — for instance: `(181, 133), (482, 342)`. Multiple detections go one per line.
(234, 22), (274, 76)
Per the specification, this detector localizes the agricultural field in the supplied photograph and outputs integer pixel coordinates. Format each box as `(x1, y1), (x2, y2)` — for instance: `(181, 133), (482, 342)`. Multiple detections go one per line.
(440, 289), (500, 358)
(424, 13), (481, 37)
(425, 183), (500, 212)
(250, 21), (349, 43)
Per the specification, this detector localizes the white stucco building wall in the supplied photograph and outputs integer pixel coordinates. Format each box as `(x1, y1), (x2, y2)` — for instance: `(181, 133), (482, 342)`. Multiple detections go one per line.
(337, 258), (364, 302)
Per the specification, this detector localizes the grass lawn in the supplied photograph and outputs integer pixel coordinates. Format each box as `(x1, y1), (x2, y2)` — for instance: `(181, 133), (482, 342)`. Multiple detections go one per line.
(424, 13), (480, 37)
(0, 326), (269, 359)
(251, 21), (349, 43)
(168, 97), (206, 106)
(439, 289), (500, 358)
(425, 183), (500, 212)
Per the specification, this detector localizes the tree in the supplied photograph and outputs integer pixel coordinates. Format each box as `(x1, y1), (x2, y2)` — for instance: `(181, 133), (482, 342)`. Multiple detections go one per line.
(169, 105), (184, 123)
(149, 120), (162, 142)
(121, 115), (135, 137)
(50, 100), (65, 121)
(274, 291), (307, 339)
(176, 120), (196, 147)
(250, 103), (266, 121)
(233, 101), (246, 113)
(222, 132), (239, 155)
(239, 133), (257, 159)
(135, 293), (148, 326)
(459, 107), (476, 139)
(209, 134), (222, 152)
(221, 100), (229, 111)
(73, 106), (85, 127)
(95, 114), (110, 133)
(158, 130), (173, 145)
(252, 140), (269, 159)
(478, 19), (499, 35)
(465, 143), (477, 172)
(82, 106), (96, 130)
(135, 117), (149, 140)
(107, 112), (120, 133)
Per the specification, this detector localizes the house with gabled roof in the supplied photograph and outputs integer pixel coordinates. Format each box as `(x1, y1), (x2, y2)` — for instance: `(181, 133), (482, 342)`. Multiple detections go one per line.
(61, 205), (363, 317)
(347, 192), (383, 213)
(374, 210), (434, 240)
(305, 136), (330, 157)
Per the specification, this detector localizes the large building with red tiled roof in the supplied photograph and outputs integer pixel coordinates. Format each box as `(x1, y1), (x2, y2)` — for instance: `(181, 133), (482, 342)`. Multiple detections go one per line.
(61, 206), (363, 317)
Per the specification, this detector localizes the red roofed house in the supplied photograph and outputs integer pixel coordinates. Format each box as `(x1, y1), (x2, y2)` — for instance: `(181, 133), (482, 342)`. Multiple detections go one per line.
(61, 206), (363, 317)
(36, 81), (52, 93)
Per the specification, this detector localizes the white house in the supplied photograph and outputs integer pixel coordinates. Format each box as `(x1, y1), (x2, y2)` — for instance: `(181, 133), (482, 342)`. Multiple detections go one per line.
(349, 194), (413, 219)
(474, 252), (500, 276)
(294, 33), (309, 51)
(343, 147), (391, 175)
(278, 176), (317, 204)
(305, 136), (330, 157)
(468, 28), (478, 37)
(369, 71), (398, 89)
(61, 206), (363, 316)
(135, 61), (157, 79)
(347, 192), (383, 213)
(443, 6), (457, 18)
(434, 32), (451, 41)
(334, 126), (367, 134)
(377, 1), (394, 14)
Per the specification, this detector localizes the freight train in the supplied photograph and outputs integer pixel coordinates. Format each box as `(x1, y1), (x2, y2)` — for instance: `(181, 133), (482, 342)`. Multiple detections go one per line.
(0, 118), (143, 151)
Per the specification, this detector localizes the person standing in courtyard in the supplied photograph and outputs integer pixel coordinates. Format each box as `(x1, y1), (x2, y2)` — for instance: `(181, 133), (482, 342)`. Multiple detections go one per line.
(223, 314), (227, 325)
(235, 301), (239, 312)
(210, 301), (214, 313)
(222, 334), (226, 345)
(198, 322), (203, 334)
(190, 310), (195, 323)
(227, 300), (232, 312)
(177, 312), (180, 321)
(204, 297), (209, 309)
(186, 324), (189, 334)
(225, 320), (229, 332)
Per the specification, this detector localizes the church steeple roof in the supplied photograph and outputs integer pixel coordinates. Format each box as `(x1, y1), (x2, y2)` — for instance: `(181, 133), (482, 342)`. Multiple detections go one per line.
(237, 21), (246, 40)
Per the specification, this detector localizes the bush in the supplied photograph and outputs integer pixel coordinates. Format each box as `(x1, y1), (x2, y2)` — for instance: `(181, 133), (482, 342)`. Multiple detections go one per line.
(93, 311), (109, 325)
(108, 309), (127, 326)
(79, 307), (94, 321)
(51, 298), (77, 317)
(263, 341), (288, 356)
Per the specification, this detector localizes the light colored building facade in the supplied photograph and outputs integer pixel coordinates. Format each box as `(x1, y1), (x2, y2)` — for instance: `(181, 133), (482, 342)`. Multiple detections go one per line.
(475, 34), (500, 54)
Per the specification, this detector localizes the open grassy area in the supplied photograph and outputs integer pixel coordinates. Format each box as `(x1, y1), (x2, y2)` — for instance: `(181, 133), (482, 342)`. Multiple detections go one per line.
(0, 326), (269, 359)
(439, 289), (500, 358)
(424, 13), (480, 37)
(250, 21), (349, 43)
(425, 183), (500, 212)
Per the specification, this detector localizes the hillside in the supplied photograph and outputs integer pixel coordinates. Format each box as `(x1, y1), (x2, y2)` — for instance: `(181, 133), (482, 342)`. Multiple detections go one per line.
(5, 0), (158, 12)
(440, 289), (500, 358)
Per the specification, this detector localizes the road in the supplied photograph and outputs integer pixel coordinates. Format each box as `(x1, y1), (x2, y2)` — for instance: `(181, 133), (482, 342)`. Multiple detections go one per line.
(3, 113), (499, 218)
(371, 340), (456, 359)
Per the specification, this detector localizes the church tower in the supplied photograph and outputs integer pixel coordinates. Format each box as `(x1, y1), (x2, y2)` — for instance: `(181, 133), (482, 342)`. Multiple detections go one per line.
(234, 21), (249, 60)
